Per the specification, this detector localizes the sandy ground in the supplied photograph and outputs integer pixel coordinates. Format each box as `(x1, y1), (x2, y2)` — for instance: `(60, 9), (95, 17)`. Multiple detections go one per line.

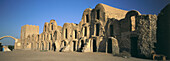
(0, 50), (151, 61)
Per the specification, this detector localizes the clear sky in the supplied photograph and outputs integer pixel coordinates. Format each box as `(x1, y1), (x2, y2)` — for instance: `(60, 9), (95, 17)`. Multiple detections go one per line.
(0, 0), (169, 45)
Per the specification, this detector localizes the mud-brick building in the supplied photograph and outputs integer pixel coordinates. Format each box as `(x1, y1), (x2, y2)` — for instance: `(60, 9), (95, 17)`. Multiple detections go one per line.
(15, 3), (161, 59)
(60, 23), (78, 52)
(20, 25), (39, 50)
(78, 3), (157, 58)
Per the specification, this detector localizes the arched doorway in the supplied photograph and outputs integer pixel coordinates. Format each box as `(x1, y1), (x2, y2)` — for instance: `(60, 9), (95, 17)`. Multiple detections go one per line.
(108, 39), (112, 53)
(73, 41), (76, 51)
(80, 40), (84, 52)
(49, 42), (51, 50)
(52, 43), (56, 51)
(0, 36), (18, 51)
(93, 39), (97, 52)
(130, 37), (138, 57)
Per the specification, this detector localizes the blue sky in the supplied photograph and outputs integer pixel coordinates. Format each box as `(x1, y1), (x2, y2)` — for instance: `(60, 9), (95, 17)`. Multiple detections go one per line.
(0, 0), (169, 45)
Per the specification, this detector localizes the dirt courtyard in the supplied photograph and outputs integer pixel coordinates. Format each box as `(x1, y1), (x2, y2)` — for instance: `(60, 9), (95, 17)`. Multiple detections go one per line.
(0, 50), (150, 61)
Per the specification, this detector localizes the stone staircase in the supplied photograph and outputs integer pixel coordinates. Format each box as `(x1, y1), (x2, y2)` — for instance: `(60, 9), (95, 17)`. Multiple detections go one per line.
(82, 39), (91, 52)
(59, 42), (71, 52)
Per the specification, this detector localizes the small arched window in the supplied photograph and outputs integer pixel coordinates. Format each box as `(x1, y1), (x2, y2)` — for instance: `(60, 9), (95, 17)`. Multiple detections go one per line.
(65, 29), (67, 39)
(75, 30), (77, 39)
(84, 27), (87, 36)
(51, 23), (53, 30)
(86, 14), (89, 23)
(96, 24), (100, 36)
(45, 25), (46, 32)
(97, 10), (100, 20)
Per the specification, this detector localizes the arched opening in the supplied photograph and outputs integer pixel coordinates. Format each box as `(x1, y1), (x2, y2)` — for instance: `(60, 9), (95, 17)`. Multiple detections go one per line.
(130, 37), (138, 57)
(51, 23), (53, 30)
(108, 39), (112, 53)
(110, 25), (114, 37)
(54, 31), (57, 40)
(73, 41), (76, 51)
(38, 35), (39, 41)
(75, 30), (77, 39)
(0, 37), (15, 51)
(64, 41), (66, 46)
(80, 40), (84, 52)
(96, 24), (100, 36)
(130, 16), (136, 31)
(93, 39), (97, 52)
(49, 42), (51, 50)
(52, 43), (56, 51)
(86, 14), (89, 23)
(126, 10), (140, 31)
(45, 25), (46, 32)
(65, 29), (67, 39)
(97, 10), (100, 20)
(84, 27), (87, 36)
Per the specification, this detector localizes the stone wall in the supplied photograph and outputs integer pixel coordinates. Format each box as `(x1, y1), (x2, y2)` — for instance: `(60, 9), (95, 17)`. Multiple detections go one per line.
(136, 14), (157, 58)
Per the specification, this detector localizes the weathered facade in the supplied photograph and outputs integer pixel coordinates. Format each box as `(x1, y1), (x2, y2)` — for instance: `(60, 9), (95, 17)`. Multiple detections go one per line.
(14, 3), (164, 59)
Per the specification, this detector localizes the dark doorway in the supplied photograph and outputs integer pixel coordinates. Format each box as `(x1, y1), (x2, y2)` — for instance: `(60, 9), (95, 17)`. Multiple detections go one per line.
(93, 39), (97, 52)
(64, 41), (66, 46)
(52, 43), (56, 51)
(80, 40), (84, 51)
(96, 24), (100, 36)
(49, 43), (51, 50)
(73, 41), (76, 51)
(130, 37), (138, 57)
(108, 39), (112, 53)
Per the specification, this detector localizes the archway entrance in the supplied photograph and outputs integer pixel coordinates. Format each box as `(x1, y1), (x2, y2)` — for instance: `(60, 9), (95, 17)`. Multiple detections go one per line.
(52, 43), (56, 51)
(93, 39), (97, 52)
(73, 41), (76, 51)
(108, 39), (112, 53)
(130, 37), (138, 57)
(0, 36), (17, 51)
(49, 42), (51, 50)
(64, 41), (66, 46)
(80, 40), (84, 52)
